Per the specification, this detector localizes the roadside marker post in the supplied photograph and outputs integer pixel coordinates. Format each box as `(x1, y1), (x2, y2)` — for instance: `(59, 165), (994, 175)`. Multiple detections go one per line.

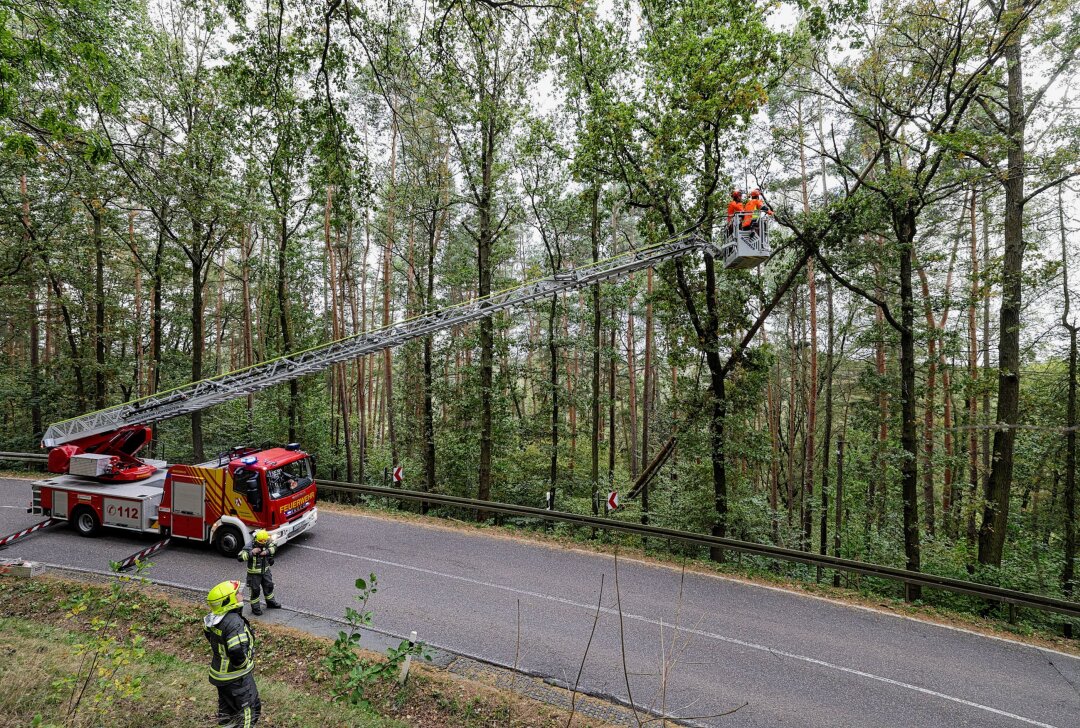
(398, 630), (418, 684)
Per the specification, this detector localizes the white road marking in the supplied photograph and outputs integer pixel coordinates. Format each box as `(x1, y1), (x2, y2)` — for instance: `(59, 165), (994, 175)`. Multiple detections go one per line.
(298, 542), (1064, 728)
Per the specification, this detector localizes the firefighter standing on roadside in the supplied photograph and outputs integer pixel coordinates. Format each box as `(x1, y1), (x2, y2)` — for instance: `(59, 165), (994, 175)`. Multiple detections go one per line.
(239, 529), (282, 615)
(205, 580), (261, 727)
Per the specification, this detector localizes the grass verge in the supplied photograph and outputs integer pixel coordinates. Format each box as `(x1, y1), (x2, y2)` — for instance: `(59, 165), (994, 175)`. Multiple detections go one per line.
(0, 574), (616, 728)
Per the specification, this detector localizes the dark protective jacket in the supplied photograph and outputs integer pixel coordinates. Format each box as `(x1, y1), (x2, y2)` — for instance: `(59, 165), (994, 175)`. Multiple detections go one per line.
(239, 542), (276, 574)
(204, 609), (256, 686)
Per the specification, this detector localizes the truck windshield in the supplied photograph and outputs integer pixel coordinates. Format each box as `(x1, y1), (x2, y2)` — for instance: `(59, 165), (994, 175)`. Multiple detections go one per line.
(267, 458), (313, 500)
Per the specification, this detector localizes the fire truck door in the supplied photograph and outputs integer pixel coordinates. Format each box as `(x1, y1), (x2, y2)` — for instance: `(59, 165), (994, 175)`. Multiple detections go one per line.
(171, 478), (205, 540)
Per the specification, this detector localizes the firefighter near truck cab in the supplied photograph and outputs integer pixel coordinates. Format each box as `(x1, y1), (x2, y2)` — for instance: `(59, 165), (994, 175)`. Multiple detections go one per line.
(30, 429), (318, 559)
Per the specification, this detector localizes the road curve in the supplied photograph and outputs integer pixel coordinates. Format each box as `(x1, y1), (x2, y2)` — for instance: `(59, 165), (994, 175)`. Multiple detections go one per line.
(1, 477), (1078, 728)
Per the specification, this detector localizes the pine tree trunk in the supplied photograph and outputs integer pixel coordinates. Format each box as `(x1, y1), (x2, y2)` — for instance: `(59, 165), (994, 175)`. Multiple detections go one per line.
(608, 301), (616, 491)
(92, 205), (106, 409)
(1059, 186), (1077, 632)
(384, 113), (400, 473)
(819, 276), (835, 578)
(626, 284), (639, 479)
(980, 30), (1026, 568)
(764, 325), (780, 541)
(22, 174), (42, 438)
(214, 249), (225, 375)
(898, 210), (922, 600)
(476, 113), (495, 515)
(276, 208), (296, 443)
(977, 193), (991, 548)
(642, 267), (654, 525)
(787, 290), (798, 525)
(241, 223), (255, 435)
(803, 258), (818, 550)
(131, 213), (142, 400)
(917, 261), (938, 538)
(590, 188), (601, 516)
(872, 252), (888, 532)
(965, 187), (980, 541)
(548, 292), (559, 510)
(151, 212), (165, 398)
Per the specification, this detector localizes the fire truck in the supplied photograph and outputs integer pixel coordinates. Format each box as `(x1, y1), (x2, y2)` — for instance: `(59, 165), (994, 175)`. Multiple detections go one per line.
(5, 230), (768, 564)
(30, 429), (317, 558)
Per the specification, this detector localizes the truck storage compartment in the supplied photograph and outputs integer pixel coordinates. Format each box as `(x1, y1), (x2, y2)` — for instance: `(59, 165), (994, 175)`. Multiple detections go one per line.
(101, 494), (161, 531)
(69, 453), (115, 477)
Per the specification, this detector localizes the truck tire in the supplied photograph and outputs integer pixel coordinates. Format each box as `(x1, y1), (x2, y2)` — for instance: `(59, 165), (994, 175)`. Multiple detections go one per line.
(72, 507), (102, 537)
(213, 525), (243, 558)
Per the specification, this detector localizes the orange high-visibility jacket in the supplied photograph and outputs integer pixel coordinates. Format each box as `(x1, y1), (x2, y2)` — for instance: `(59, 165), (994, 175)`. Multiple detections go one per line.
(727, 200), (744, 226)
(742, 198), (763, 227)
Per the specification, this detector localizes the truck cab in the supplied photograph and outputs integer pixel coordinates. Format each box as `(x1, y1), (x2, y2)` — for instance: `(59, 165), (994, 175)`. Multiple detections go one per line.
(158, 445), (318, 557)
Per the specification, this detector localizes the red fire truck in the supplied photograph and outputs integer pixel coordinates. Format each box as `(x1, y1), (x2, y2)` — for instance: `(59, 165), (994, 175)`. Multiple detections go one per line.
(27, 425), (318, 558)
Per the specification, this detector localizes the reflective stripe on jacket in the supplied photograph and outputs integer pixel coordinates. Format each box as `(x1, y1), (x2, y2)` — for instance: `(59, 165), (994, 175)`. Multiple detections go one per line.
(204, 610), (255, 685)
(240, 542), (276, 574)
(743, 199), (763, 226)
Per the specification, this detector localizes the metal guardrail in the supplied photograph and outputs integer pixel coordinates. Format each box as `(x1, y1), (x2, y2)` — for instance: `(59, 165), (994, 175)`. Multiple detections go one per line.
(0, 452), (47, 462)
(2, 452), (1076, 620)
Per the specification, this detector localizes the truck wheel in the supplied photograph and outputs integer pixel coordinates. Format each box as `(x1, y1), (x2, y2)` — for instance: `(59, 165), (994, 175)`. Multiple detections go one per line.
(72, 507), (101, 537)
(214, 526), (243, 558)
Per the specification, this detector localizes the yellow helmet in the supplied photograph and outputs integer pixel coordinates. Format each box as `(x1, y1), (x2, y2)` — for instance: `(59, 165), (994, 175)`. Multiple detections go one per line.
(253, 529), (271, 544)
(207, 580), (243, 615)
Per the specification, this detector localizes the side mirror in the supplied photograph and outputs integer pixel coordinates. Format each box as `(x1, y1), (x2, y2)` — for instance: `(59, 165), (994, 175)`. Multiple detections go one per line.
(309, 455), (317, 478)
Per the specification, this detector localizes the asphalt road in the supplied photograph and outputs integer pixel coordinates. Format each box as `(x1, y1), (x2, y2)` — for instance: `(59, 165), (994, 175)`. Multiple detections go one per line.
(1, 477), (1078, 728)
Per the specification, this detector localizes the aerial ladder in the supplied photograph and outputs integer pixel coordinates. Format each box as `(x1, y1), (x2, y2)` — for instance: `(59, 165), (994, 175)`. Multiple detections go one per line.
(6, 230), (769, 561)
(42, 232), (768, 451)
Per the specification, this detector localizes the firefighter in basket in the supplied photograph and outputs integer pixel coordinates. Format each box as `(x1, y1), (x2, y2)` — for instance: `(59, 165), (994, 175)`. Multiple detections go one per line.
(205, 580), (261, 726)
(238, 529), (282, 615)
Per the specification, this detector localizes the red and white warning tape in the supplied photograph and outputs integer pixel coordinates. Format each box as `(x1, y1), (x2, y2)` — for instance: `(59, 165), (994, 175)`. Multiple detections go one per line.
(116, 538), (171, 571)
(0, 518), (57, 548)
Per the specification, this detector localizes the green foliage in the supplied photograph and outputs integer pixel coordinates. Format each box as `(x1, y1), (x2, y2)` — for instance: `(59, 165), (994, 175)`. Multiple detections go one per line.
(55, 559), (154, 724)
(323, 574), (428, 708)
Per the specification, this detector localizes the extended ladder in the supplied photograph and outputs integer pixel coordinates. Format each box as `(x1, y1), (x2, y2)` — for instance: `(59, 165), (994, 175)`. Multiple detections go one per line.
(43, 235), (718, 447)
